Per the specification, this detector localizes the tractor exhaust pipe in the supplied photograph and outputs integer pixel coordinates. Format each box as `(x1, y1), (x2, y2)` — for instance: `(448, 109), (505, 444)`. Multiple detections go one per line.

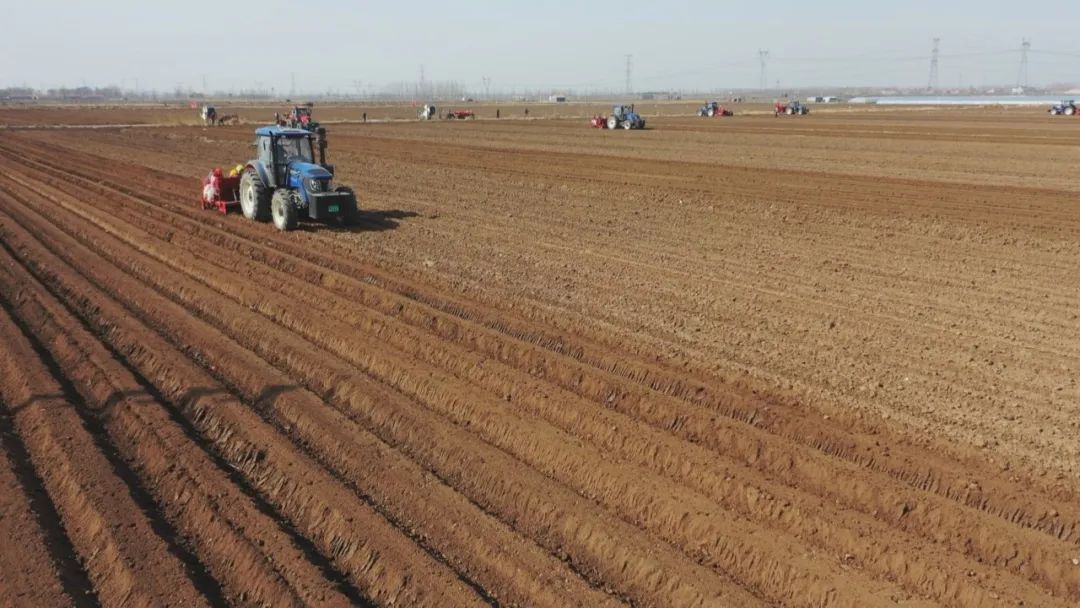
(316, 127), (328, 166)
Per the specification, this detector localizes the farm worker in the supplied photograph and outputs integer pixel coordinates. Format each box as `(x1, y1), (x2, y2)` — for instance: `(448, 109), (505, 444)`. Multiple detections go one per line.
(362, 112), (367, 123)
(203, 167), (223, 201)
(524, 108), (529, 117)
(496, 109), (500, 119)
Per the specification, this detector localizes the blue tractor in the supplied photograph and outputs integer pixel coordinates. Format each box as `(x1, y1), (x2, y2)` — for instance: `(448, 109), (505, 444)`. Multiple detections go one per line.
(1049, 100), (1077, 116)
(606, 104), (646, 130)
(238, 126), (358, 231)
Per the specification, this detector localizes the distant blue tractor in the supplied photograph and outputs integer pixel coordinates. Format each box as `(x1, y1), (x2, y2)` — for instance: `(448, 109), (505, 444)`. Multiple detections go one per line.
(239, 126), (358, 231)
(1048, 100), (1077, 116)
(606, 104), (646, 130)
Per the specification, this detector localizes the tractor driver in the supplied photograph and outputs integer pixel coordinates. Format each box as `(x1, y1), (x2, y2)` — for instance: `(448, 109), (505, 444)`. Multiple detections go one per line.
(275, 137), (313, 163)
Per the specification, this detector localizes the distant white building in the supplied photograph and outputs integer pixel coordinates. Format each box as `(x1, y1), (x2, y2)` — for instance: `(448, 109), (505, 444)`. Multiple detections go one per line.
(548, 95), (567, 103)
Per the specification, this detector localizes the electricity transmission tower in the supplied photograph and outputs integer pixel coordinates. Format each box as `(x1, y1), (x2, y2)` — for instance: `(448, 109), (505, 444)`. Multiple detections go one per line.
(758, 50), (769, 90)
(482, 76), (492, 99)
(927, 38), (940, 91)
(625, 54), (633, 95)
(1017, 38), (1031, 90)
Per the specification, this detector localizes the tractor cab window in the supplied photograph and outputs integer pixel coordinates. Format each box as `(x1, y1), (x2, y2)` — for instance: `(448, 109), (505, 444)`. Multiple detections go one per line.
(274, 137), (314, 164)
(257, 136), (272, 164)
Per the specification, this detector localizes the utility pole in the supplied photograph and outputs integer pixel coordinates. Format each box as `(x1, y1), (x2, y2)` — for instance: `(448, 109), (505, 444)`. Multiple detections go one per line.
(1017, 38), (1031, 90)
(625, 54), (633, 96)
(928, 38), (940, 92)
(482, 76), (491, 100)
(419, 64), (426, 96)
(758, 49), (769, 90)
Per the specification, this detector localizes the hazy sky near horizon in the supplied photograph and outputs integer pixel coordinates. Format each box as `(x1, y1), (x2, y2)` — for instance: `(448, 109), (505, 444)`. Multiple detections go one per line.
(3, 0), (1077, 92)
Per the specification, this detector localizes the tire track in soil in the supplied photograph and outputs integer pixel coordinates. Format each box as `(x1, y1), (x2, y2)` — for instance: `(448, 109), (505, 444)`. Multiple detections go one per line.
(0, 288), (214, 608)
(0, 406), (91, 608)
(0, 148), (755, 607)
(0, 205), (489, 607)
(2, 134), (1080, 604)
(8, 123), (1080, 608)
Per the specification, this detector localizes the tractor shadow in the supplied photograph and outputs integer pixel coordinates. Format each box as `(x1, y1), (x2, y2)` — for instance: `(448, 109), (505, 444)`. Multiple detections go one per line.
(297, 209), (420, 233)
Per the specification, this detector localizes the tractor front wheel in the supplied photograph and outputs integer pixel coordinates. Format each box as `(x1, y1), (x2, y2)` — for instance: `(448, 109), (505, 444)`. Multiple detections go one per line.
(271, 190), (298, 231)
(239, 169), (271, 221)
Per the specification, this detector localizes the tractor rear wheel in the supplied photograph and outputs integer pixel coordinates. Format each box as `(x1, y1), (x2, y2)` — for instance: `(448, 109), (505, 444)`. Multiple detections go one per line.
(1067, 106), (1076, 116)
(271, 190), (298, 231)
(239, 169), (271, 222)
(607, 116), (618, 129)
(708, 108), (716, 117)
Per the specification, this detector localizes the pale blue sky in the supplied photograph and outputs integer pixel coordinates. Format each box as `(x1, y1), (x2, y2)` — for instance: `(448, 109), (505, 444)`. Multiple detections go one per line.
(2, 0), (1077, 92)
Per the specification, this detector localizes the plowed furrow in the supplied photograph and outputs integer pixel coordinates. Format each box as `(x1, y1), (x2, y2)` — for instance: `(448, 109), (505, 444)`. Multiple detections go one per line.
(72, 184), (1064, 604)
(2, 136), (1080, 596)
(0, 159), (625, 607)
(3, 150), (763, 607)
(0, 194), (487, 607)
(0, 236), (362, 606)
(0, 406), (85, 608)
(9, 136), (1077, 557)
(0, 284), (211, 608)
(43, 177), (904, 606)
(5, 136), (1080, 604)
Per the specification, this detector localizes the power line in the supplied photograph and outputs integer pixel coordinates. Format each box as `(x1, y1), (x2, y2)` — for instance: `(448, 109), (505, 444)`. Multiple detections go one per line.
(758, 49), (769, 89)
(928, 38), (940, 91)
(1017, 38), (1031, 89)
(624, 54), (633, 95)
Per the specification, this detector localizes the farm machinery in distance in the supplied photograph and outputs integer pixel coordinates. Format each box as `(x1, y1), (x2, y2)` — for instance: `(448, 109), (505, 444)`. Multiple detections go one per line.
(445, 109), (476, 120)
(274, 103), (319, 130)
(698, 101), (733, 117)
(1048, 100), (1078, 116)
(774, 100), (810, 116)
(590, 104), (646, 129)
(199, 125), (358, 231)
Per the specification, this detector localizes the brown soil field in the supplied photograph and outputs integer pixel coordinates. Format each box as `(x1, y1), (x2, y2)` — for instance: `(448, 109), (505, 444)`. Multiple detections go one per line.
(0, 106), (1078, 607)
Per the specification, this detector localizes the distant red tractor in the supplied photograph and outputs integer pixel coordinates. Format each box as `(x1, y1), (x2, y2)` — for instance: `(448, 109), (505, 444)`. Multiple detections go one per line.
(590, 115), (608, 128)
(445, 110), (475, 120)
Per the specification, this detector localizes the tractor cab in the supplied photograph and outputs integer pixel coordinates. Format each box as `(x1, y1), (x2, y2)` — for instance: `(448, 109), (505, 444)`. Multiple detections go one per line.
(253, 126), (331, 190)
(238, 125), (358, 230)
(612, 104), (634, 119)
